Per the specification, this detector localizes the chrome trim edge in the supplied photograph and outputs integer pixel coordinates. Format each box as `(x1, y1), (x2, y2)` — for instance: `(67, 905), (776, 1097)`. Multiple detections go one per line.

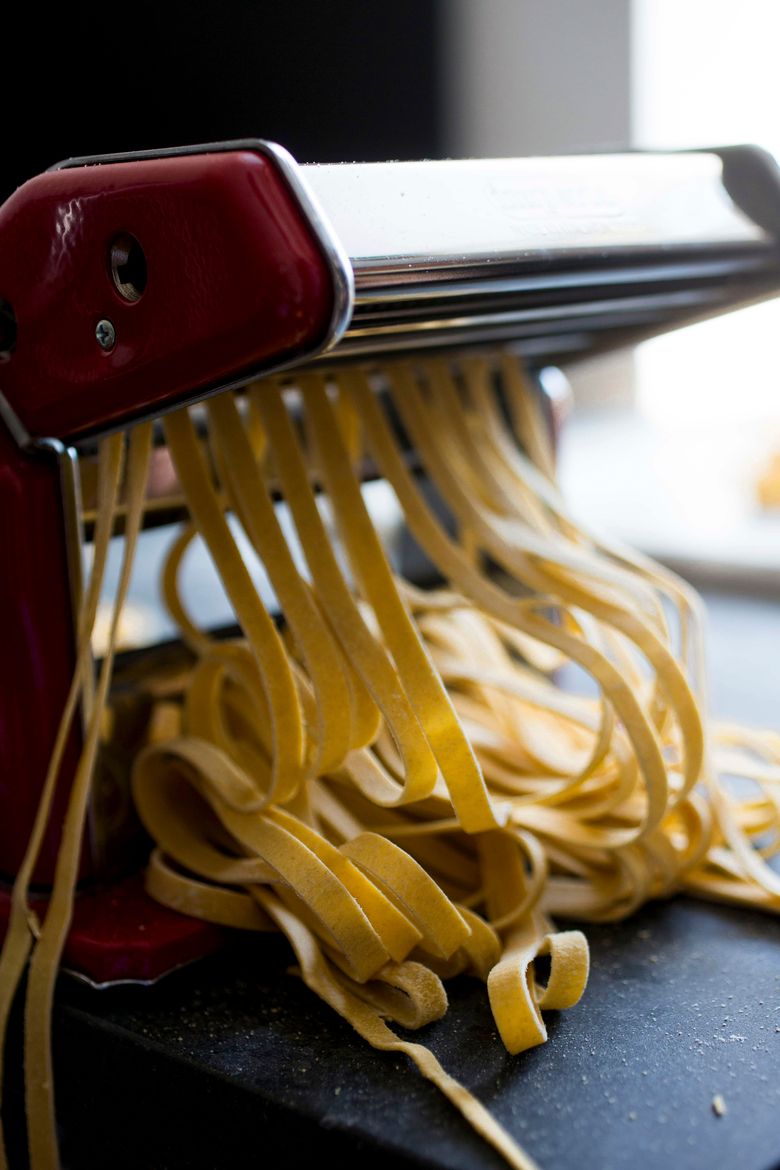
(62, 951), (211, 990)
(258, 140), (354, 354)
(31, 438), (84, 628)
(0, 390), (31, 448)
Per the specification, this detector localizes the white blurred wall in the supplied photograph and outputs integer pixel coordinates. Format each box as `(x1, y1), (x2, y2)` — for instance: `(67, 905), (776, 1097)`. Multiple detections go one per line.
(632, 0), (780, 154)
(443, 0), (635, 406)
(444, 0), (632, 158)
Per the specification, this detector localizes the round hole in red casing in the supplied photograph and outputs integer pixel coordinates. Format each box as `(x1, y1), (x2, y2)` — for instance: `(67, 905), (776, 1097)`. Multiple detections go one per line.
(110, 233), (148, 303)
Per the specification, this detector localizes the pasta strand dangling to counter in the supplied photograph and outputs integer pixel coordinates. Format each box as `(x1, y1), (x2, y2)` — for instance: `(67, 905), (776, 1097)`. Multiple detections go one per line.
(3, 349), (780, 1170)
(0, 424), (153, 1170)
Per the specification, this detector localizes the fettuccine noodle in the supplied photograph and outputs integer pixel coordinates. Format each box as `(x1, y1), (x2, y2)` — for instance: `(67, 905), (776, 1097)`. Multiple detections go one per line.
(2, 351), (779, 1170)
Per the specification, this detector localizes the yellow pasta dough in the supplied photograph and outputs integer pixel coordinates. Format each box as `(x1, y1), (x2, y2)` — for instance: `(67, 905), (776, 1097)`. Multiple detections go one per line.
(2, 351), (779, 1170)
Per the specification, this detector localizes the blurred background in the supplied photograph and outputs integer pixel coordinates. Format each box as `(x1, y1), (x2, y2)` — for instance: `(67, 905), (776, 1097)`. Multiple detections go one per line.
(8, 0), (780, 595)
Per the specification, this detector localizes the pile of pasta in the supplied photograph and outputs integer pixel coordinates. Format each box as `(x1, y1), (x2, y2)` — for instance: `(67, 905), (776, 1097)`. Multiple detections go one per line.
(2, 351), (780, 1170)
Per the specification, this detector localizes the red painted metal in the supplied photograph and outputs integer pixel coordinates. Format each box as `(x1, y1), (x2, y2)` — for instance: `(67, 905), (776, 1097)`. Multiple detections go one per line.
(0, 149), (335, 441)
(0, 873), (224, 985)
(0, 418), (82, 884)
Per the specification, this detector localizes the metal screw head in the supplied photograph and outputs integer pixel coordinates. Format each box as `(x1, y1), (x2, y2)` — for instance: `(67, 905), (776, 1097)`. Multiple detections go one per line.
(95, 319), (116, 350)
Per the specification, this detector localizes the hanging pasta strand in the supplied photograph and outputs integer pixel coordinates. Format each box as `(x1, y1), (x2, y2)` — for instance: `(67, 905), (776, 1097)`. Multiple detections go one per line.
(5, 348), (780, 1170)
(0, 425), (152, 1170)
(0, 432), (125, 1170)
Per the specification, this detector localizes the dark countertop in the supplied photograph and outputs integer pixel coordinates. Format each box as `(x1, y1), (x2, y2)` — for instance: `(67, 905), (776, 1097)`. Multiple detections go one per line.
(12, 591), (780, 1170)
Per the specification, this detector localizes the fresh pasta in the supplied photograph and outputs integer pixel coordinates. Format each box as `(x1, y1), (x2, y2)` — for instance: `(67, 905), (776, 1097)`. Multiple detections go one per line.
(2, 351), (779, 1170)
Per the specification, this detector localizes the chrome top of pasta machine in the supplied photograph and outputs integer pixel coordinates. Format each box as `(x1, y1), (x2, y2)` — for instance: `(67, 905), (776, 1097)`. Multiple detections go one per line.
(305, 144), (780, 362)
(3, 139), (779, 449)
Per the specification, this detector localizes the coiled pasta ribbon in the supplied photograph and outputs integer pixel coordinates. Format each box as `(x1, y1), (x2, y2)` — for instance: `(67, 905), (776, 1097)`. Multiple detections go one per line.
(3, 351), (780, 1170)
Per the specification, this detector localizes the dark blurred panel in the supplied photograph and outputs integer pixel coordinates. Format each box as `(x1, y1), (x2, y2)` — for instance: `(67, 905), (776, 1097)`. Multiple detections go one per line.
(4, 0), (444, 200)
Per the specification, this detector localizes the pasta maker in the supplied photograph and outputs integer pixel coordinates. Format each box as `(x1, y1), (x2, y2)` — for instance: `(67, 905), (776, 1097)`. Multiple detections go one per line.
(1, 139), (779, 986)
